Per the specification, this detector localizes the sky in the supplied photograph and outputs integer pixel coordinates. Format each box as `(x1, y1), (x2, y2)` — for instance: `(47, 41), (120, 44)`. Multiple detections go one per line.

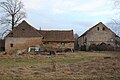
(0, 0), (119, 36)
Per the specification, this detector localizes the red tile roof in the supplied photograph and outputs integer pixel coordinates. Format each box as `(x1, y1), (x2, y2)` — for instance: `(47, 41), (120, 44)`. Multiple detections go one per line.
(6, 20), (75, 42)
(39, 30), (75, 42)
(6, 20), (42, 38)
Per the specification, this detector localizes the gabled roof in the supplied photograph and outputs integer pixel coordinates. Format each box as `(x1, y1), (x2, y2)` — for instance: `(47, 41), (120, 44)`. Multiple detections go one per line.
(6, 20), (75, 42)
(79, 22), (116, 38)
(39, 30), (75, 42)
(6, 20), (42, 38)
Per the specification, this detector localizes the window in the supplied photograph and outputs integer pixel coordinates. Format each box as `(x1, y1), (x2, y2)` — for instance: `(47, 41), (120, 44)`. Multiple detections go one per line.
(11, 33), (13, 37)
(97, 27), (99, 31)
(102, 27), (105, 31)
(10, 43), (13, 47)
(85, 37), (87, 43)
(22, 29), (25, 32)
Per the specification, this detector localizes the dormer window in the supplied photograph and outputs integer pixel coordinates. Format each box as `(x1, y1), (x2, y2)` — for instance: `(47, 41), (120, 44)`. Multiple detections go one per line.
(97, 27), (99, 31)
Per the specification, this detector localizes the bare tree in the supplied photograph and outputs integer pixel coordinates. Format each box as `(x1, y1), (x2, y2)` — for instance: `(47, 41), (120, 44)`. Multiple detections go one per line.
(0, 0), (26, 30)
(108, 1), (120, 36)
(107, 21), (120, 36)
(112, 19), (120, 35)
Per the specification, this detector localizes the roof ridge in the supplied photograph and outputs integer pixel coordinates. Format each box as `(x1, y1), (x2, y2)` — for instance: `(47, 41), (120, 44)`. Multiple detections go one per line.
(39, 30), (73, 31)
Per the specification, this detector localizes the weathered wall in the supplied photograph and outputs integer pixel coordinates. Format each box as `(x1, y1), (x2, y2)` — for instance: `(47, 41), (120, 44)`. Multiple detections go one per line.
(43, 42), (74, 51)
(78, 23), (116, 50)
(5, 37), (43, 52)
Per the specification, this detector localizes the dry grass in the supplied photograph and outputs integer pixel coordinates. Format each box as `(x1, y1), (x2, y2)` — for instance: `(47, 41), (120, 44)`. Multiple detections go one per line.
(0, 51), (120, 80)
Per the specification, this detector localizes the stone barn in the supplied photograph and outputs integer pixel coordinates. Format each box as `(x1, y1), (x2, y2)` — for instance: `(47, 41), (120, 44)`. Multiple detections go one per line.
(5, 20), (43, 52)
(78, 22), (119, 51)
(39, 30), (75, 52)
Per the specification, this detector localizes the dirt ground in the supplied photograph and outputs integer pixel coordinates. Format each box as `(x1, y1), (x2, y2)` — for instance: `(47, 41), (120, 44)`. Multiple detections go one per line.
(0, 51), (120, 80)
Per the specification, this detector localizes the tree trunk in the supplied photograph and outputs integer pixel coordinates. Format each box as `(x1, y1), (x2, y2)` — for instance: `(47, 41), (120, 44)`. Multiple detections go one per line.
(12, 15), (15, 30)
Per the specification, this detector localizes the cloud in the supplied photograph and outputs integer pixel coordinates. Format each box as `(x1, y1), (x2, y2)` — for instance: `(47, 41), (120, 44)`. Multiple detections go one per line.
(21, 0), (46, 10)
(52, 8), (64, 14)
(72, 0), (105, 12)
(87, 10), (115, 16)
(20, 0), (117, 35)
(21, 0), (115, 15)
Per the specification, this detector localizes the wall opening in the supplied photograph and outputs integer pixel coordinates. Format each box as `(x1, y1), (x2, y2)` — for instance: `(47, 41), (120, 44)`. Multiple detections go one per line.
(10, 43), (13, 47)
(97, 27), (99, 31)
(102, 27), (105, 31)
(11, 33), (13, 37)
(22, 29), (25, 32)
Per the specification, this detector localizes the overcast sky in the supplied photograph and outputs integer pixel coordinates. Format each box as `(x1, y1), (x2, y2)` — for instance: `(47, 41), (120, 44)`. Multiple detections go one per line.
(1, 0), (119, 35)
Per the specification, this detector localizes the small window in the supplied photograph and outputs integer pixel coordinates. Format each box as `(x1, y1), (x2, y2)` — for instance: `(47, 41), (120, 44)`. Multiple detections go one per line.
(85, 37), (87, 43)
(84, 37), (87, 44)
(22, 29), (25, 32)
(102, 27), (105, 31)
(10, 43), (13, 47)
(11, 33), (13, 37)
(97, 27), (99, 31)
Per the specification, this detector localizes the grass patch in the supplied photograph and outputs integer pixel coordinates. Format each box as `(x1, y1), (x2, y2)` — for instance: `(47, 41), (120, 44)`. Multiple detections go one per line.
(0, 51), (119, 80)
(0, 52), (109, 67)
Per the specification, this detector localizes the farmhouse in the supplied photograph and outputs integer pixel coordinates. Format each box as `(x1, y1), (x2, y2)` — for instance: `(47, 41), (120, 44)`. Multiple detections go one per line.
(78, 22), (120, 51)
(5, 20), (75, 52)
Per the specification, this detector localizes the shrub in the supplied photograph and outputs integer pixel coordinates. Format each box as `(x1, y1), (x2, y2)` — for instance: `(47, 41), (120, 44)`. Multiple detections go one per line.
(88, 44), (97, 51)
(80, 45), (86, 51)
(106, 44), (114, 51)
(89, 43), (114, 51)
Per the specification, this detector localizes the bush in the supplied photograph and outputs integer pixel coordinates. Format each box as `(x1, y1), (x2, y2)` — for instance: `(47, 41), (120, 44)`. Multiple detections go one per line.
(89, 44), (98, 51)
(80, 45), (86, 51)
(88, 43), (114, 51)
(0, 47), (5, 52)
(97, 43), (107, 51)
(106, 44), (114, 51)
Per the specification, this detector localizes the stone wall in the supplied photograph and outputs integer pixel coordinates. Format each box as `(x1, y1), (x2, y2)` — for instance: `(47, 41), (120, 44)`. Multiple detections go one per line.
(5, 37), (43, 52)
(43, 42), (74, 51)
(78, 23), (116, 50)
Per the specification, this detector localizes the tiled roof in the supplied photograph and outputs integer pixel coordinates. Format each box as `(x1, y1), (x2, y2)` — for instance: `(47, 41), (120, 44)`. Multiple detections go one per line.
(6, 20), (42, 38)
(6, 20), (75, 42)
(39, 30), (75, 42)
